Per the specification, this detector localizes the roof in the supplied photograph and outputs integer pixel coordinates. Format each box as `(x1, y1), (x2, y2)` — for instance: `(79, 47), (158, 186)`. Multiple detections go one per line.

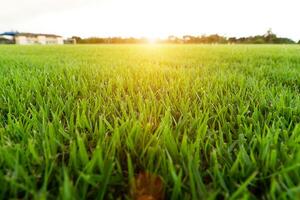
(16, 33), (62, 38)
(0, 31), (18, 36)
(0, 32), (61, 38)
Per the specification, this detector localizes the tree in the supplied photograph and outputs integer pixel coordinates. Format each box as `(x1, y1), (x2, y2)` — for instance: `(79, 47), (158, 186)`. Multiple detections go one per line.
(71, 36), (82, 43)
(273, 37), (295, 44)
(264, 28), (277, 43)
(228, 37), (237, 43)
(167, 35), (181, 43)
(298, 40), (300, 44)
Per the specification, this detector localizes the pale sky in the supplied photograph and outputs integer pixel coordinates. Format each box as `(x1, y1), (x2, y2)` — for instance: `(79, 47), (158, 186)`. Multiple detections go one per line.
(0, 0), (299, 41)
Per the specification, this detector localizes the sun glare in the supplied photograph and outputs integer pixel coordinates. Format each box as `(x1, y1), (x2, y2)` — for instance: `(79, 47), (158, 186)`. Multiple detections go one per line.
(146, 37), (158, 44)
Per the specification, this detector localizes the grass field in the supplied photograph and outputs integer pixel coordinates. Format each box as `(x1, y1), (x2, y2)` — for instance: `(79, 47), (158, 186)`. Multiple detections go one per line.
(0, 45), (300, 199)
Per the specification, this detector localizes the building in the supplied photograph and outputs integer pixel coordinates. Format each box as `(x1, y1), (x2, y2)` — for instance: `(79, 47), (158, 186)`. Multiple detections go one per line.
(0, 32), (64, 45)
(15, 33), (64, 45)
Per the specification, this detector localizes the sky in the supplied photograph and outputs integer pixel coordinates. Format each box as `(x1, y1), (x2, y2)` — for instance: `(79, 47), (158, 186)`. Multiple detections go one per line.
(0, 0), (299, 41)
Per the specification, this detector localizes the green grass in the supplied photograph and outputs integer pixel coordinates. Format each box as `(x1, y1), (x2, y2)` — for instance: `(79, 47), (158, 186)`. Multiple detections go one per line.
(0, 44), (300, 199)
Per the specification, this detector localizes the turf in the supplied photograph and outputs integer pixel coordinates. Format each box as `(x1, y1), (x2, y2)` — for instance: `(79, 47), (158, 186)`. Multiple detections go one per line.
(0, 45), (300, 199)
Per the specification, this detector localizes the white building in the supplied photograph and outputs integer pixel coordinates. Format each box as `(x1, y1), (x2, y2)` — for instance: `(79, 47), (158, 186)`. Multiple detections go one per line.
(13, 33), (63, 45)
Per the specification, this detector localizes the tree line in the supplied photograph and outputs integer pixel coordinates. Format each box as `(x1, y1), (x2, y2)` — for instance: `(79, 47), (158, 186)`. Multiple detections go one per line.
(72, 30), (299, 44)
